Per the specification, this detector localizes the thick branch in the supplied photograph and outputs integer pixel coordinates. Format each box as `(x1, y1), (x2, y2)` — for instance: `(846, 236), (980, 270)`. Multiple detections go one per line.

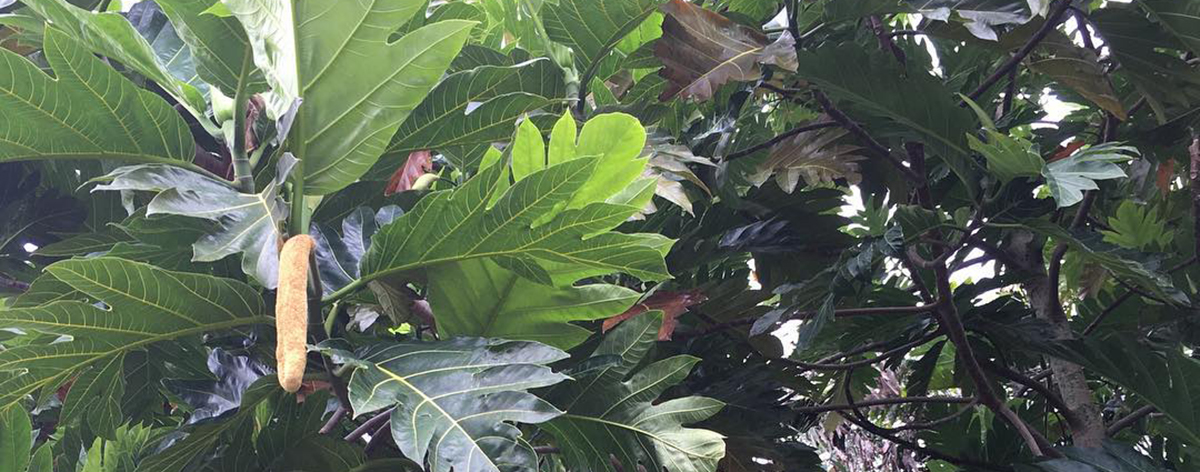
(967, 0), (1072, 101)
(981, 359), (1079, 428)
(1106, 405), (1155, 436)
(868, 15), (906, 65)
(345, 407), (394, 442)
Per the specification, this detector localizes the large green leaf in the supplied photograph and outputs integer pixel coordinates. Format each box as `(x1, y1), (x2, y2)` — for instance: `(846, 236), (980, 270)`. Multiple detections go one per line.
(794, 45), (978, 194)
(428, 258), (640, 350)
(347, 338), (569, 472)
(1039, 336), (1200, 446)
(380, 56), (566, 170)
(18, 0), (207, 114)
(1041, 143), (1136, 208)
(154, 0), (262, 95)
(0, 257), (270, 424)
(356, 113), (670, 293)
(0, 27), (194, 167)
(1093, 8), (1200, 122)
(221, 0), (476, 194)
(0, 406), (51, 472)
(1026, 441), (1172, 472)
(1020, 219), (1185, 304)
(544, 0), (662, 85)
(1139, 0), (1200, 57)
(654, 0), (796, 102)
(541, 313), (726, 472)
(94, 164), (288, 288)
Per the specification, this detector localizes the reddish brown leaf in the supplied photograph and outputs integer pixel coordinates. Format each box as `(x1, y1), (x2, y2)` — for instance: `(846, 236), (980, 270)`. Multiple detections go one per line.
(384, 150), (433, 196)
(654, 0), (795, 102)
(1156, 159), (1176, 196)
(1049, 141), (1086, 162)
(603, 289), (707, 340)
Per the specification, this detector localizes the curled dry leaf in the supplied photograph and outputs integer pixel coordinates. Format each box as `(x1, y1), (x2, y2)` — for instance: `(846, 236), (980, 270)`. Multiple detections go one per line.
(275, 234), (313, 393)
(750, 126), (865, 193)
(655, 0), (796, 102)
(602, 289), (708, 340)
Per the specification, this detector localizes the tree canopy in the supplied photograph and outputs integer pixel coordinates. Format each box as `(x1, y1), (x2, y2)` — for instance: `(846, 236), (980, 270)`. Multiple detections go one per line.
(1, 0), (1200, 471)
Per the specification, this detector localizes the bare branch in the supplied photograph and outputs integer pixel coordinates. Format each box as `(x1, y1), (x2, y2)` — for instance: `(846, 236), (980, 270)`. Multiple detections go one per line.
(776, 331), (941, 371)
(1106, 405), (1155, 436)
(725, 121), (841, 160)
(967, 0), (1072, 101)
(797, 395), (973, 414)
(345, 407), (394, 442)
(813, 91), (922, 182)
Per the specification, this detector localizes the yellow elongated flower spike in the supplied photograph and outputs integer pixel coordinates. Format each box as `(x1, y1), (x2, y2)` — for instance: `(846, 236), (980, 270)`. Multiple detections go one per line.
(276, 234), (313, 393)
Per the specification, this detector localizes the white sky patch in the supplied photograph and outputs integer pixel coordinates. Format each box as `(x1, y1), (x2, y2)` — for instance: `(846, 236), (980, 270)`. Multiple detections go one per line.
(23, 243), (39, 253)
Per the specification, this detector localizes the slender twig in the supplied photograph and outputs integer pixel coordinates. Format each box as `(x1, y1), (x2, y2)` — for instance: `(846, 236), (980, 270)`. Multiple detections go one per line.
(967, 0), (1072, 101)
(533, 446), (561, 455)
(725, 121), (841, 160)
(677, 305), (934, 340)
(813, 91), (922, 182)
(776, 331), (940, 371)
(345, 407), (394, 442)
(797, 395), (973, 414)
(1083, 255), (1197, 336)
(982, 359), (1079, 429)
(0, 275), (29, 293)
(839, 370), (1013, 472)
(881, 400), (980, 432)
(886, 29), (929, 37)
(1106, 405), (1155, 436)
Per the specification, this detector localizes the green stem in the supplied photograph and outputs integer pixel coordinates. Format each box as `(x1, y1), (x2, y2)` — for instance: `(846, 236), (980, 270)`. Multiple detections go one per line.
(231, 49), (256, 194)
(325, 301), (341, 338)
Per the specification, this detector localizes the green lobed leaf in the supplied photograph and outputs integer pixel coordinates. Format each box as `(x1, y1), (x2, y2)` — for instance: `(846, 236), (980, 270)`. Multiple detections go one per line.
(358, 113), (670, 292)
(967, 130), (1043, 183)
(0, 27), (194, 167)
(541, 312), (726, 472)
(1039, 337), (1200, 446)
(1041, 143), (1136, 208)
(0, 405), (33, 472)
(1101, 201), (1173, 251)
(19, 0), (207, 115)
(154, 0), (264, 95)
(380, 56), (567, 170)
(0, 257), (270, 429)
(1138, 0), (1200, 57)
(428, 258), (640, 350)
(1092, 8), (1200, 123)
(221, 0), (476, 194)
(544, 0), (663, 86)
(94, 164), (287, 288)
(347, 338), (569, 472)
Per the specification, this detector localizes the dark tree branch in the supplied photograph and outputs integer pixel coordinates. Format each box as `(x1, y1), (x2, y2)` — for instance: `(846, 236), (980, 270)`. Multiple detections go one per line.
(319, 406), (349, 435)
(0, 275), (29, 293)
(725, 121), (840, 160)
(1191, 138), (1200, 269)
(777, 331), (941, 371)
(677, 305), (934, 340)
(839, 370), (1013, 472)
(797, 395), (973, 414)
(345, 407), (394, 442)
(868, 15), (906, 66)
(814, 91), (922, 182)
(880, 400), (980, 432)
(1083, 255), (1197, 336)
(886, 29), (929, 37)
(967, 0), (1072, 101)
(533, 446), (561, 455)
(982, 359), (1080, 429)
(1106, 405), (1156, 436)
